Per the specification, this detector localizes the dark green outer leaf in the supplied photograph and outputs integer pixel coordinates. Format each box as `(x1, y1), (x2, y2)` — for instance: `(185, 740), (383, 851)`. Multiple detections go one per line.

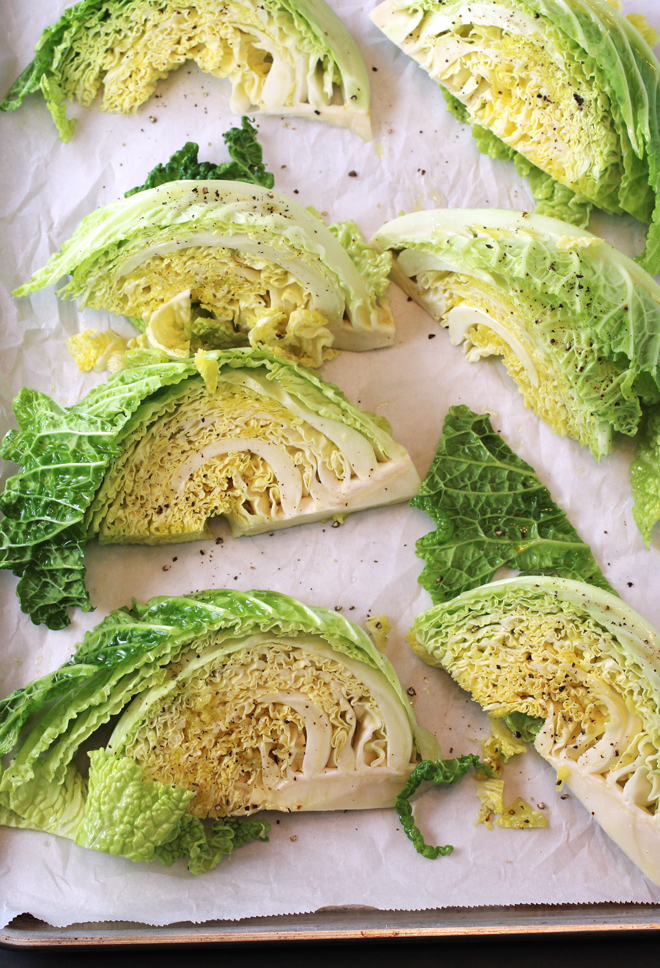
(0, 361), (199, 628)
(411, 406), (614, 604)
(125, 118), (274, 196)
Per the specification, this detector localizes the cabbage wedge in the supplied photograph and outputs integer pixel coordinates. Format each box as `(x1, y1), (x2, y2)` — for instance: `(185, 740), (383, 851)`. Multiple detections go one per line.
(410, 576), (660, 886)
(370, 0), (660, 273)
(0, 589), (437, 872)
(1, 0), (371, 142)
(372, 209), (660, 460)
(15, 181), (394, 367)
(0, 348), (421, 629)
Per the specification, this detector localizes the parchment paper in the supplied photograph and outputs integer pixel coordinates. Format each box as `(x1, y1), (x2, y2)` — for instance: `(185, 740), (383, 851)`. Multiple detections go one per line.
(1, 0), (660, 929)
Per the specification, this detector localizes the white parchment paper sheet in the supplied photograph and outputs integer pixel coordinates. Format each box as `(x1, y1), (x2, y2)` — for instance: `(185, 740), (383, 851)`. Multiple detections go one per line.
(1, 0), (660, 928)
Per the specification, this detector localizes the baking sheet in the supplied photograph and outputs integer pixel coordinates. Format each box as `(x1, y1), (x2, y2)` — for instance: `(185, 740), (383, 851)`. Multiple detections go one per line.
(1, 0), (660, 930)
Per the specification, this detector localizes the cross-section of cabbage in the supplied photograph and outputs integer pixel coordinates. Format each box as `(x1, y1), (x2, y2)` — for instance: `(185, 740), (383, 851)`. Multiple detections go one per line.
(0, 0), (371, 141)
(0, 348), (420, 628)
(369, 0), (660, 272)
(410, 577), (660, 886)
(88, 357), (420, 541)
(0, 590), (439, 872)
(372, 209), (660, 460)
(15, 182), (394, 367)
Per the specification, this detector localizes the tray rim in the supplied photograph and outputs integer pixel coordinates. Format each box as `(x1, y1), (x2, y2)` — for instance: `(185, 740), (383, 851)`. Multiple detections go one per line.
(4, 903), (660, 947)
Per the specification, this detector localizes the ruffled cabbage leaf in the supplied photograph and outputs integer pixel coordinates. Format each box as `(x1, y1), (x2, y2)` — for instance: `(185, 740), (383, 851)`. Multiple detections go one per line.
(0, 588), (438, 871)
(411, 405), (614, 602)
(370, 0), (660, 273)
(372, 209), (660, 461)
(125, 118), (274, 196)
(1, 0), (371, 142)
(631, 404), (660, 547)
(410, 576), (660, 886)
(16, 181), (395, 367)
(0, 348), (421, 628)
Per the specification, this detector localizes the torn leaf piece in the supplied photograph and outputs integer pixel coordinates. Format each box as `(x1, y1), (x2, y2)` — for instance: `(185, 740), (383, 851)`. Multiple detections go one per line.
(1, 0), (371, 141)
(395, 755), (483, 858)
(66, 328), (128, 373)
(482, 715), (528, 776)
(373, 210), (660, 460)
(495, 798), (549, 830)
(365, 615), (391, 651)
(125, 120), (275, 196)
(0, 588), (436, 871)
(410, 406), (613, 604)
(410, 576), (660, 885)
(16, 182), (394, 366)
(475, 777), (505, 830)
(0, 348), (421, 628)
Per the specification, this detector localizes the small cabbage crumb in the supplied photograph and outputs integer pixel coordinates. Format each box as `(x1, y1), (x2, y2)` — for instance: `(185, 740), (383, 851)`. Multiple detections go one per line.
(194, 350), (219, 393)
(481, 715), (527, 775)
(474, 777), (505, 829)
(555, 235), (603, 251)
(66, 328), (128, 372)
(495, 797), (550, 829)
(495, 797), (550, 830)
(365, 615), (391, 651)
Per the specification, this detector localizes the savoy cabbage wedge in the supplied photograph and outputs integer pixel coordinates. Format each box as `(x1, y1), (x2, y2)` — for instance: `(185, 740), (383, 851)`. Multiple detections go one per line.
(0, 0), (372, 142)
(0, 588), (439, 872)
(410, 577), (660, 886)
(369, 0), (660, 273)
(15, 181), (394, 368)
(372, 209), (660, 461)
(0, 348), (421, 629)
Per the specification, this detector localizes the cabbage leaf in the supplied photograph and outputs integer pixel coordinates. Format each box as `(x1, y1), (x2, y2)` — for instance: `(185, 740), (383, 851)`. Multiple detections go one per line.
(0, 348), (421, 628)
(410, 576), (660, 886)
(631, 404), (660, 547)
(411, 405), (613, 603)
(370, 0), (660, 273)
(16, 181), (395, 366)
(125, 118), (274, 196)
(0, 588), (437, 870)
(1, 0), (371, 141)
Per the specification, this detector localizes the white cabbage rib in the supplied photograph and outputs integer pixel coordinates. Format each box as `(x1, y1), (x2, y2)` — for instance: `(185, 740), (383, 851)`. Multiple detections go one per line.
(110, 633), (418, 814)
(410, 577), (660, 886)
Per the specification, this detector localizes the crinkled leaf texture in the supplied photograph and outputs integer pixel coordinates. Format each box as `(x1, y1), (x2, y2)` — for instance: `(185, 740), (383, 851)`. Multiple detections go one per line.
(373, 209), (660, 460)
(410, 406), (613, 603)
(125, 118), (274, 196)
(1, 0), (371, 140)
(631, 404), (660, 547)
(0, 348), (420, 628)
(16, 181), (394, 364)
(410, 576), (660, 886)
(370, 0), (660, 273)
(0, 588), (435, 871)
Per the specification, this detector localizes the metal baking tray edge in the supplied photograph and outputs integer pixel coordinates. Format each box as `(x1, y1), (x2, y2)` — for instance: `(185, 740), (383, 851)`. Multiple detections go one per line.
(3, 904), (660, 947)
